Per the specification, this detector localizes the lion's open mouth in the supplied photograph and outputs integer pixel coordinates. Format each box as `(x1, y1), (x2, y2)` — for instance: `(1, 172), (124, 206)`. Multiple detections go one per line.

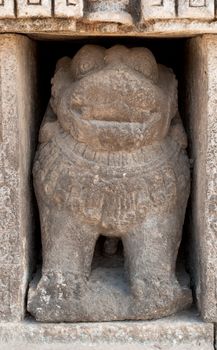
(67, 111), (165, 152)
(71, 110), (162, 129)
(71, 102), (159, 124)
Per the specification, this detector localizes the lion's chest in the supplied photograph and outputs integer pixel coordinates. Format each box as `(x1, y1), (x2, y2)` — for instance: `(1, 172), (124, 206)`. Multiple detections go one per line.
(77, 169), (177, 231)
(34, 139), (178, 231)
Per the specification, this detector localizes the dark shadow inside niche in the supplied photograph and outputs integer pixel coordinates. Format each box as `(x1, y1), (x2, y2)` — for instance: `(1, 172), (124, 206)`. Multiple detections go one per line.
(29, 37), (195, 318)
(91, 236), (124, 271)
(37, 37), (187, 115)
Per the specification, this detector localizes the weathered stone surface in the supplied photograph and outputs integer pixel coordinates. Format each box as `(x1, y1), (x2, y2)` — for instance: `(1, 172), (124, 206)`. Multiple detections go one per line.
(2, 346), (212, 350)
(0, 0), (216, 38)
(54, 0), (83, 18)
(1, 16), (217, 37)
(184, 35), (217, 322)
(0, 311), (214, 349)
(215, 326), (217, 349)
(28, 45), (191, 322)
(141, 0), (175, 20)
(178, 0), (215, 19)
(84, 0), (133, 24)
(17, 0), (51, 18)
(0, 0), (15, 18)
(0, 34), (38, 321)
(0, 0), (216, 33)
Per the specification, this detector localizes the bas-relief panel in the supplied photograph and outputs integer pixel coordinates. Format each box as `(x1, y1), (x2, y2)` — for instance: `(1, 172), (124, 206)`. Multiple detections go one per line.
(0, 0), (215, 20)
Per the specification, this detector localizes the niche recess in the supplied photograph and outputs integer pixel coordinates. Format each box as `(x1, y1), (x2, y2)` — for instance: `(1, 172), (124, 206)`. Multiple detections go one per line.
(29, 37), (195, 319)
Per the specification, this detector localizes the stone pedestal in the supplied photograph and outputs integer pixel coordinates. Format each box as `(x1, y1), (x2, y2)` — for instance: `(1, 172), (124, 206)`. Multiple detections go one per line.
(184, 35), (217, 323)
(0, 311), (214, 350)
(0, 34), (38, 321)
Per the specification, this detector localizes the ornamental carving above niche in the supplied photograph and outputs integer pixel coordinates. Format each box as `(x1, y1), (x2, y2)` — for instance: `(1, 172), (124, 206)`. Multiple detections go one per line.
(27, 45), (192, 322)
(0, 0), (215, 20)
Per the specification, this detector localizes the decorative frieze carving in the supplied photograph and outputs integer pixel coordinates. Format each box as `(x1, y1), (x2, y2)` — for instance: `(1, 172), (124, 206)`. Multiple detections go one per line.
(84, 0), (133, 24)
(141, 0), (175, 20)
(0, 0), (215, 21)
(17, 0), (52, 18)
(54, 0), (83, 18)
(0, 0), (15, 18)
(178, 0), (215, 19)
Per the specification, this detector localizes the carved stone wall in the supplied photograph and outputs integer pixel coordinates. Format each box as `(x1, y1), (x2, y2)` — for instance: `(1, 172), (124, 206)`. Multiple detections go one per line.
(184, 35), (217, 323)
(0, 34), (38, 321)
(0, 1), (216, 347)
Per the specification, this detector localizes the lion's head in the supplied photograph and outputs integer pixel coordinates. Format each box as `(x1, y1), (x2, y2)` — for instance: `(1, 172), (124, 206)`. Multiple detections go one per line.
(50, 45), (177, 152)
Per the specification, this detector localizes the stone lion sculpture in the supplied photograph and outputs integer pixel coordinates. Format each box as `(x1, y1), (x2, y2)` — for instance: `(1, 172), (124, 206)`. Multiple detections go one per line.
(28, 45), (192, 322)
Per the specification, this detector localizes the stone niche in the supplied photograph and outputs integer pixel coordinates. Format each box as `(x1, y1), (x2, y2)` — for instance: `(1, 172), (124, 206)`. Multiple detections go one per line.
(0, 34), (216, 350)
(28, 39), (193, 323)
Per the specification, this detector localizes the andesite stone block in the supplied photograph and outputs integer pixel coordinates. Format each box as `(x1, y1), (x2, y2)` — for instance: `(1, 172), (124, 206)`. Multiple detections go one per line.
(17, 0), (51, 17)
(0, 34), (38, 321)
(178, 0), (214, 18)
(54, 0), (83, 18)
(0, 0), (15, 18)
(184, 35), (217, 322)
(141, 0), (175, 20)
(0, 311), (214, 350)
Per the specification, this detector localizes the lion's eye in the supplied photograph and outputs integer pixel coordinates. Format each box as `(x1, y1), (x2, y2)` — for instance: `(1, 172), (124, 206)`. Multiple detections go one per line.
(132, 61), (155, 78)
(79, 61), (94, 74)
(134, 64), (146, 74)
(126, 48), (158, 83)
(71, 45), (105, 79)
(73, 57), (103, 79)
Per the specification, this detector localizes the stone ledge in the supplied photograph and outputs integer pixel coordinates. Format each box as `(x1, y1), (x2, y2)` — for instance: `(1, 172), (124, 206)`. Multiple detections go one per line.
(2, 18), (217, 37)
(0, 310), (214, 350)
